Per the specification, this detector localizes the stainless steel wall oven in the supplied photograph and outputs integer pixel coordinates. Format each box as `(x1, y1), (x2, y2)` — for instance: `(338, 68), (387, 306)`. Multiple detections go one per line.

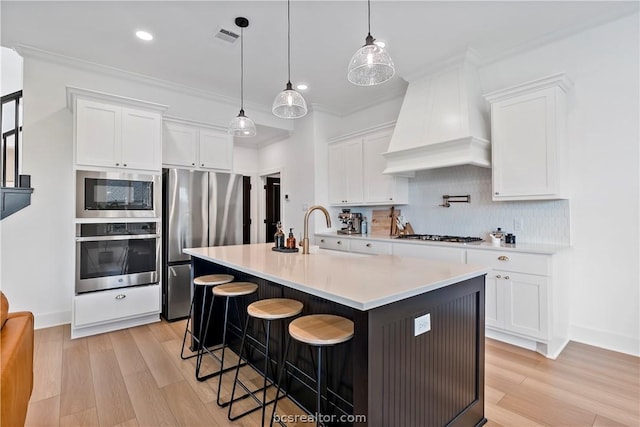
(76, 170), (160, 218)
(75, 222), (161, 294)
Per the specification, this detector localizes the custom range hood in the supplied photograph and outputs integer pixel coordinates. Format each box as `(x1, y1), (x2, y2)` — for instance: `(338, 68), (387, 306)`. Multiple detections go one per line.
(383, 51), (491, 175)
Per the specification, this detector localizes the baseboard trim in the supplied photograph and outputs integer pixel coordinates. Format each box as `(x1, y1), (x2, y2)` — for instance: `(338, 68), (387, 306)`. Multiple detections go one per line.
(570, 324), (640, 357)
(486, 328), (537, 351)
(34, 310), (72, 329)
(71, 314), (160, 339)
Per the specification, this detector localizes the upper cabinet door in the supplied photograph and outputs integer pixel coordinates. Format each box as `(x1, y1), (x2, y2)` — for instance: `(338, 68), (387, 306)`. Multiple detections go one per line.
(121, 108), (162, 171)
(344, 139), (364, 204)
(328, 143), (349, 204)
(162, 122), (198, 167)
(199, 129), (232, 171)
(486, 74), (570, 201)
(75, 99), (121, 168)
(363, 130), (407, 204)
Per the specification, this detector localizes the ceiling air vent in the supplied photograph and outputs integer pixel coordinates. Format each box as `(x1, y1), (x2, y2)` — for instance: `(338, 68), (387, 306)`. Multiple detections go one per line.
(213, 27), (240, 44)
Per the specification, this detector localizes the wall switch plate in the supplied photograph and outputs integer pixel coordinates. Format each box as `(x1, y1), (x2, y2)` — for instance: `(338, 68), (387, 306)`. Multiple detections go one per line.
(414, 313), (431, 336)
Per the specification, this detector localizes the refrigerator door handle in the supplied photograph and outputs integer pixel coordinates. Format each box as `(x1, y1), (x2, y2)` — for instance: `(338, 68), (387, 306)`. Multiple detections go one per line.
(168, 266), (178, 277)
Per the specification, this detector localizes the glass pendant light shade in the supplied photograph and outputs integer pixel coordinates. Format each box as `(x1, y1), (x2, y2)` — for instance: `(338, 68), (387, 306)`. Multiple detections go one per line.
(348, 34), (395, 86)
(272, 0), (308, 119)
(228, 17), (256, 137)
(229, 109), (256, 137)
(272, 81), (308, 119)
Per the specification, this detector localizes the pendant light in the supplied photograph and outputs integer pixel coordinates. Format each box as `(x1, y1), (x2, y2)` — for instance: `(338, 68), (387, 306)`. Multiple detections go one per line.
(228, 17), (256, 137)
(347, 0), (395, 86)
(272, 0), (308, 119)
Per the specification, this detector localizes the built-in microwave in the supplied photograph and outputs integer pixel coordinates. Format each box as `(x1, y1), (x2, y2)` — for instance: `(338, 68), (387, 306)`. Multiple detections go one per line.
(76, 170), (160, 219)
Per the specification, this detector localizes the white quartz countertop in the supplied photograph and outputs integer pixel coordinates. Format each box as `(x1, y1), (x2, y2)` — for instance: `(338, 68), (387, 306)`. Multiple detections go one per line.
(315, 232), (570, 255)
(184, 243), (489, 311)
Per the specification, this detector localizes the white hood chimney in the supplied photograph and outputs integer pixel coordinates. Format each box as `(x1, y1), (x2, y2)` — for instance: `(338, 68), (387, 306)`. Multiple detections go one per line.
(383, 51), (491, 174)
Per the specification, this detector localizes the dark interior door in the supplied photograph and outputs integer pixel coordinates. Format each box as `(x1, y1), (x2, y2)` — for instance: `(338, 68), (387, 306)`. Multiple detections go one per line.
(242, 176), (251, 244)
(265, 177), (280, 243)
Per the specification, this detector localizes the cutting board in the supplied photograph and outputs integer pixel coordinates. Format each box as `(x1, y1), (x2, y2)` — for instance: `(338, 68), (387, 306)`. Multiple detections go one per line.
(371, 208), (401, 236)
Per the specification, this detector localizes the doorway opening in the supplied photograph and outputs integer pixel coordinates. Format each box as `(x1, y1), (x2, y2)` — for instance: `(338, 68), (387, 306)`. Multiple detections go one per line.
(264, 174), (281, 243)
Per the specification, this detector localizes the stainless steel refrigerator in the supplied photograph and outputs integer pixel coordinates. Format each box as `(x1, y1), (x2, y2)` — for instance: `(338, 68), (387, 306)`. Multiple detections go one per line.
(162, 168), (243, 321)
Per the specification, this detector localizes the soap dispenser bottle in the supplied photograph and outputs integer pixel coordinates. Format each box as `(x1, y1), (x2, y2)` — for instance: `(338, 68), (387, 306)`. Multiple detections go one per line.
(274, 222), (285, 248)
(286, 228), (296, 249)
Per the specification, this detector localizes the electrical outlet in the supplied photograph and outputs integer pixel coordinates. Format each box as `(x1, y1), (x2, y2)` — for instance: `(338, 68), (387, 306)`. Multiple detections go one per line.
(514, 218), (524, 232)
(414, 313), (431, 336)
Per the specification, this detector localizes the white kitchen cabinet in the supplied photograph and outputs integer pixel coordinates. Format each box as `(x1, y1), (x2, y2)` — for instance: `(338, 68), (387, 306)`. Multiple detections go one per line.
(328, 139), (363, 204)
(69, 89), (166, 172)
(467, 249), (566, 358)
(317, 235), (350, 252)
(350, 239), (392, 255)
(162, 117), (233, 171)
(362, 130), (409, 204)
(72, 284), (161, 338)
(328, 123), (407, 206)
(485, 74), (571, 201)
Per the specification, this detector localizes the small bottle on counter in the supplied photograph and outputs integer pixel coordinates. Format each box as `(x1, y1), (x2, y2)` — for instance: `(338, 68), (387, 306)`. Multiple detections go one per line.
(274, 222), (285, 248)
(362, 217), (368, 235)
(286, 228), (296, 249)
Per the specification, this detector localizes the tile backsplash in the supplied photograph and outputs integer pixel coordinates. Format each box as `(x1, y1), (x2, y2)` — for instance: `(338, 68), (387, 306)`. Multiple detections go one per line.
(359, 166), (570, 245)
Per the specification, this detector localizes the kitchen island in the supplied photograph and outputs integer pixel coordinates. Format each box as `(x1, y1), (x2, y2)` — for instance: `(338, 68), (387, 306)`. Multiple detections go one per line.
(185, 243), (489, 426)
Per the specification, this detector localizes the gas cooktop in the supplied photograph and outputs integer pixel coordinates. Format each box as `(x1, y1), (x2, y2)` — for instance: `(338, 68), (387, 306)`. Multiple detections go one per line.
(396, 234), (484, 244)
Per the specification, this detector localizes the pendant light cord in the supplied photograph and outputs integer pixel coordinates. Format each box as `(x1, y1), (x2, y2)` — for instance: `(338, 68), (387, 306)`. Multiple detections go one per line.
(367, 0), (371, 37)
(287, 0), (291, 84)
(240, 27), (245, 111)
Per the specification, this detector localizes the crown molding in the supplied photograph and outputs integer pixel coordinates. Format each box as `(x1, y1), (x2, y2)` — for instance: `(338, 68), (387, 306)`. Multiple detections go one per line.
(13, 44), (272, 116)
(327, 120), (397, 144)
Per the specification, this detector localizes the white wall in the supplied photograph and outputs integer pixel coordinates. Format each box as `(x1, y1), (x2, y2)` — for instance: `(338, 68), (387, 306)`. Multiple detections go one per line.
(479, 13), (639, 355)
(0, 53), (261, 327)
(1, 47), (23, 96)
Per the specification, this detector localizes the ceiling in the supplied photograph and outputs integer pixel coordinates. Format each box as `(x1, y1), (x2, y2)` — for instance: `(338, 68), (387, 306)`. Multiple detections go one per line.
(1, 1), (638, 133)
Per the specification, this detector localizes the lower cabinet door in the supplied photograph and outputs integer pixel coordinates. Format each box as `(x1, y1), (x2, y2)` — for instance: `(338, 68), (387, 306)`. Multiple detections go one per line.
(74, 284), (161, 327)
(317, 236), (349, 251)
(350, 239), (392, 255)
(485, 272), (504, 329)
(503, 272), (548, 339)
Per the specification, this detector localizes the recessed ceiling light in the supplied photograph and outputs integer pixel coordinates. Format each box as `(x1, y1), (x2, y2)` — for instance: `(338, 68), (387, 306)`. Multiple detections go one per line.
(296, 83), (308, 91)
(374, 40), (386, 49)
(136, 30), (153, 41)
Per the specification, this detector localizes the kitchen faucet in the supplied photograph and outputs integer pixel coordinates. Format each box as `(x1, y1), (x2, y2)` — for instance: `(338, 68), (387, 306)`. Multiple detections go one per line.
(302, 205), (332, 254)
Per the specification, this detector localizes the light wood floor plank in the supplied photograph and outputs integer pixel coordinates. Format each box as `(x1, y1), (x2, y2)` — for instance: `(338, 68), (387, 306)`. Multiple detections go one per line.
(113, 419), (139, 427)
(31, 340), (63, 401)
(122, 369), (178, 427)
(59, 343), (96, 417)
(60, 408), (99, 427)
(25, 395), (60, 427)
(110, 329), (147, 376)
(90, 349), (136, 426)
(129, 325), (184, 388)
(88, 333), (113, 354)
(148, 320), (181, 343)
(592, 414), (628, 427)
(161, 380), (225, 427)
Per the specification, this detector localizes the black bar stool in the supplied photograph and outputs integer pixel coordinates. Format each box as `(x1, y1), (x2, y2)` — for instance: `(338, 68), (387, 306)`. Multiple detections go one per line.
(270, 314), (354, 427)
(196, 281), (258, 382)
(227, 298), (304, 426)
(180, 274), (234, 360)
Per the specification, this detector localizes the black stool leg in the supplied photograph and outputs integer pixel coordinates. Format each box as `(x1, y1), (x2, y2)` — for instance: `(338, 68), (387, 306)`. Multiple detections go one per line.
(215, 296), (231, 405)
(228, 314), (251, 418)
(179, 292), (197, 360)
(260, 320), (272, 427)
(270, 334), (292, 427)
(195, 290), (215, 380)
(315, 346), (323, 427)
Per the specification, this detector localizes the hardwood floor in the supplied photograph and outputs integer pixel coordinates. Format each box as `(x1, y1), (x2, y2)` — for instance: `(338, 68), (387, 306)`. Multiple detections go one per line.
(25, 320), (639, 426)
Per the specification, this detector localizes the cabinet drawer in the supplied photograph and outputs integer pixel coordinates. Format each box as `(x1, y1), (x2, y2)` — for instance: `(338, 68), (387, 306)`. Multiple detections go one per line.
(467, 250), (550, 276)
(317, 236), (349, 252)
(350, 239), (392, 255)
(74, 284), (160, 327)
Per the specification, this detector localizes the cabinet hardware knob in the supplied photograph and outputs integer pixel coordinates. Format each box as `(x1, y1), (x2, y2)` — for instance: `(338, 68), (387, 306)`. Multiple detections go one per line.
(337, 241), (342, 245)
(123, 164), (127, 167)
(496, 275), (502, 279)
(505, 276), (510, 280)
(192, 163), (195, 166)
(495, 192), (500, 195)
(366, 243), (371, 247)
(320, 239), (325, 243)
(115, 163), (120, 166)
(115, 294), (126, 300)
(389, 198), (393, 200)
(201, 163), (204, 166)
(498, 256), (509, 261)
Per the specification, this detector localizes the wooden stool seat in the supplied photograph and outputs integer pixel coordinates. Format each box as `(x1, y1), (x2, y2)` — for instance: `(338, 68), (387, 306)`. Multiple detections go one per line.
(247, 298), (303, 320)
(289, 314), (354, 346)
(212, 282), (258, 297)
(194, 274), (234, 286)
